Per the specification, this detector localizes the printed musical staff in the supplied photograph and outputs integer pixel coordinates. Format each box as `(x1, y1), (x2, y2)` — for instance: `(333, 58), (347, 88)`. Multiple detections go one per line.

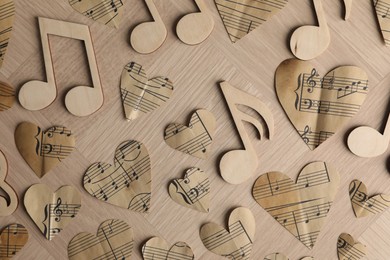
(142, 237), (194, 260)
(0, 82), (14, 112)
(0, 224), (28, 260)
(337, 233), (367, 260)
(299, 125), (334, 150)
(374, 0), (390, 45)
(264, 253), (288, 260)
(0, 0), (15, 68)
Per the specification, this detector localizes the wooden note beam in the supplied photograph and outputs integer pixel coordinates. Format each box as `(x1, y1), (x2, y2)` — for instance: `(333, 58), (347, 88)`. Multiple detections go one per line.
(0, 0), (15, 68)
(0, 82), (15, 112)
(142, 237), (194, 260)
(0, 150), (18, 216)
(0, 224), (28, 260)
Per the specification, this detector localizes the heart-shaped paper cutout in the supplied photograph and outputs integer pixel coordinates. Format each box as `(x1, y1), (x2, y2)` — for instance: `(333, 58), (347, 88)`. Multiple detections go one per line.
(214, 0), (288, 43)
(200, 207), (255, 259)
(0, 0), (15, 68)
(275, 59), (368, 150)
(0, 223), (28, 259)
(68, 219), (133, 260)
(69, 0), (124, 28)
(0, 82), (15, 112)
(84, 140), (151, 212)
(337, 233), (366, 260)
(15, 122), (76, 178)
(24, 184), (81, 240)
(168, 167), (210, 213)
(120, 61), (173, 121)
(374, 0), (390, 46)
(253, 162), (340, 249)
(164, 109), (216, 159)
(349, 179), (390, 218)
(264, 254), (314, 260)
(142, 237), (194, 260)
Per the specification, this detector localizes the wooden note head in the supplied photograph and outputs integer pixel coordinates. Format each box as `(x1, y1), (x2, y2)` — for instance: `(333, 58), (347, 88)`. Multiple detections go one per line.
(348, 126), (389, 158)
(130, 22), (167, 54)
(176, 11), (214, 45)
(65, 85), (104, 117)
(220, 149), (257, 185)
(19, 80), (57, 111)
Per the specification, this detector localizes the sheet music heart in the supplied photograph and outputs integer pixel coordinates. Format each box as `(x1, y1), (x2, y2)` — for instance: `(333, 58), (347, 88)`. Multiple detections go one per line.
(68, 219), (133, 260)
(164, 109), (216, 159)
(200, 207), (255, 259)
(373, 0), (390, 46)
(24, 184), (81, 241)
(0, 82), (15, 112)
(252, 162), (340, 249)
(0, 224), (29, 259)
(0, 150), (18, 216)
(120, 61), (173, 121)
(83, 140), (151, 212)
(0, 0), (15, 68)
(264, 253), (314, 260)
(337, 233), (366, 260)
(142, 237), (194, 260)
(275, 59), (369, 150)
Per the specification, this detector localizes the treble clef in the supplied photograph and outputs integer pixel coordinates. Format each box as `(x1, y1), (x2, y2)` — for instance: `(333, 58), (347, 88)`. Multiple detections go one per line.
(53, 198), (63, 222)
(306, 68), (318, 92)
(301, 125), (311, 144)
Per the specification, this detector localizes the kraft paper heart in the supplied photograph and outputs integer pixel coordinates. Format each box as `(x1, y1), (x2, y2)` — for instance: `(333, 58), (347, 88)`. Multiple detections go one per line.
(0, 224), (28, 259)
(0, 0), (15, 68)
(0, 82), (15, 112)
(24, 184), (81, 240)
(68, 219), (133, 260)
(0, 150), (18, 216)
(120, 61), (173, 121)
(337, 233), (366, 260)
(15, 122), (76, 178)
(275, 59), (368, 150)
(374, 0), (390, 46)
(264, 254), (314, 260)
(252, 162), (340, 249)
(84, 140), (151, 213)
(349, 179), (390, 218)
(200, 207), (255, 259)
(69, 0), (124, 28)
(142, 237), (194, 260)
(164, 109), (216, 159)
(168, 167), (210, 213)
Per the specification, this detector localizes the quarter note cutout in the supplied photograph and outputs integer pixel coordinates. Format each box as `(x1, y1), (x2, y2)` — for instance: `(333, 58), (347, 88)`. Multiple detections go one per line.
(0, 82), (15, 112)
(219, 81), (274, 185)
(374, 0), (390, 46)
(0, 0), (15, 68)
(343, 0), (353, 20)
(18, 17), (104, 117)
(0, 150), (18, 216)
(0, 224), (29, 259)
(130, 0), (167, 54)
(337, 233), (366, 260)
(142, 237), (194, 260)
(290, 0), (330, 60)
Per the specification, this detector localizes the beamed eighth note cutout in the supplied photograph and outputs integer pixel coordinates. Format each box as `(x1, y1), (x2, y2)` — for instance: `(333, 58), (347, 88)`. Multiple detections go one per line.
(374, 0), (390, 46)
(0, 150), (18, 216)
(0, 224), (29, 260)
(0, 82), (15, 112)
(0, 0), (15, 68)
(18, 17), (104, 117)
(337, 233), (366, 260)
(219, 81), (274, 185)
(275, 59), (368, 150)
(264, 253), (314, 260)
(142, 237), (194, 260)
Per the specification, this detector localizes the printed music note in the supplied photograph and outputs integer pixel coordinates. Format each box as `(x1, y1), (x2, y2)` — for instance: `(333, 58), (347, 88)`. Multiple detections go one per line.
(0, 150), (18, 216)
(337, 233), (367, 260)
(0, 224), (29, 259)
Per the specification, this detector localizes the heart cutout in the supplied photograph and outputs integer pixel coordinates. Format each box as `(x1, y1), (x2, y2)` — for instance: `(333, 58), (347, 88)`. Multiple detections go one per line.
(337, 233), (366, 260)
(68, 219), (133, 260)
(168, 167), (210, 213)
(253, 162), (340, 249)
(264, 254), (314, 260)
(0, 82), (15, 112)
(374, 1), (390, 46)
(0, 0), (15, 67)
(142, 237), (194, 260)
(200, 207), (255, 259)
(24, 184), (81, 240)
(164, 109), (216, 159)
(15, 122), (76, 178)
(275, 59), (369, 150)
(120, 61), (173, 121)
(84, 140), (151, 212)
(0, 223), (28, 259)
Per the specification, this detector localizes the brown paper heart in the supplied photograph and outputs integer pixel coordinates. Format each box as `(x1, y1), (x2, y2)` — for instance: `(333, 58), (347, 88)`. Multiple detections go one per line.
(168, 167), (210, 213)
(120, 61), (173, 121)
(200, 207), (255, 259)
(84, 140), (151, 213)
(164, 109), (216, 159)
(24, 184), (81, 240)
(349, 179), (390, 218)
(253, 162), (340, 249)
(214, 0), (288, 43)
(374, 0), (390, 46)
(264, 254), (314, 260)
(0, 150), (18, 216)
(15, 122), (76, 178)
(68, 219), (133, 260)
(142, 237), (194, 260)
(275, 59), (368, 150)
(337, 233), (367, 260)
(0, 224), (28, 259)
(0, 82), (15, 112)
(0, 0), (15, 68)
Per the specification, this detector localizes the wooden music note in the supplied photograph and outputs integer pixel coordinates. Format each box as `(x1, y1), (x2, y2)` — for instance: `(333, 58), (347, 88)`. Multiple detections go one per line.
(219, 81), (274, 185)
(18, 17), (104, 117)
(0, 150), (18, 216)
(343, 0), (353, 20)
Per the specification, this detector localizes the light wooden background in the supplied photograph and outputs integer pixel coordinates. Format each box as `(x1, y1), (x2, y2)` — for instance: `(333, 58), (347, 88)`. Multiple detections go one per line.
(0, 0), (389, 259)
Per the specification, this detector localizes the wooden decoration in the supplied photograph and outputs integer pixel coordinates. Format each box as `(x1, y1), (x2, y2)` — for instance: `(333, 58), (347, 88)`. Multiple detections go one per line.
(130, 0), (167, 54)
(0, 0), (15, 68)
(24, 184), (81, 241)
(120, 61), (173, 121)
(15, 122), (75, 178)
(168, 167), (210, 213)
(219, 81), (274, 185)
(0, 224), (29, 260)
(200, 207), (255, 259)
(343, 0), (353, 20)
(214, 0), (288, 43)
(164, 109), (216, 159)
(18, 17), (104, 117)
(337, 233), (366, 260)
(275, 59), (368, 150)
(142, 237), (194, 260)
(0, 150), (18, 216)
(374, 0), (390, 46)
(83, 140), (151, 212)
(290, 0), (330, 60)
(0, 82), (15, 112)
(68, 219), (133, 260)
(264, 254), (313, 260)
(252, 162), (340, 249)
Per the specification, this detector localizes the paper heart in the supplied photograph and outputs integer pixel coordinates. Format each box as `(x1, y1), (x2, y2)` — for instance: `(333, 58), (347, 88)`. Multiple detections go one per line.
(0, 150), (18, 216)
(0, 82), (15, 112)
(349, 179), (390, 218)
(337, 233), (366, 260)
(15, 122), (76, 178)
(200, 207), (255, 259)
(142, 237), (194, 260)
(84, 140), (151, 212)
(275, 59), (368, 150)
(374, 0), (390, 46)
(0, 224), (28, 259)
(24, 184), (81, 240)
(264, 254), (314, 260)
(68, 219), (133, 260)
(120, 61), (173, 121)
(0, 0), (15, 68)
(164, 109), (216, 159)
(168, 167), (210, 213)
(215, 0), (288, 43)
(253, 162), (340, 249)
